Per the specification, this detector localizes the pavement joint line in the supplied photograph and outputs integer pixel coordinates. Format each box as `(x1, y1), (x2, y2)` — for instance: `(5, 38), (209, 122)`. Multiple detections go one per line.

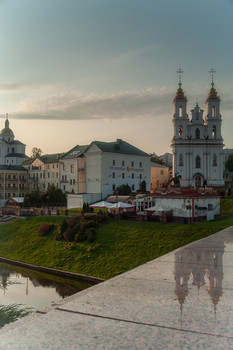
(55, 307), (233, 340)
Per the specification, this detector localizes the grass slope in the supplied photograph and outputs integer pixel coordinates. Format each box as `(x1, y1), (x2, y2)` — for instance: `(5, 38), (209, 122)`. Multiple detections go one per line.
(0, 211), (233, 279)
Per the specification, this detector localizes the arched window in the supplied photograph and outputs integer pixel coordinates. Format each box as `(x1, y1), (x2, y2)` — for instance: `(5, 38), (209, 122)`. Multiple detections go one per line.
(212, 125), (216, 139)
(212, 106), (216, 117)
(179, 154), (183, 166)
(213, 154), (217, 166)
(179, 106), (183, 117)
(195, 155), (201, 168)
(179, 125), (183, 138)
(195, 128), (200, 139)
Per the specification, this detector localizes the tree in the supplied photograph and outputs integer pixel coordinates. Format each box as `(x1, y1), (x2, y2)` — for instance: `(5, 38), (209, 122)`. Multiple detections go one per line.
(114, 184), (131, 195)
(31, 147), (43, 159)
(151, 156), (164, 165)
(226, 154), (233, 172)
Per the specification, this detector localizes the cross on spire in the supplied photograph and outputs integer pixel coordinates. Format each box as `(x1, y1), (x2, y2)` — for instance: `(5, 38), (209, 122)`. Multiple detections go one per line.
(209, 68), (216, 87)
(176, 68), (183, 88)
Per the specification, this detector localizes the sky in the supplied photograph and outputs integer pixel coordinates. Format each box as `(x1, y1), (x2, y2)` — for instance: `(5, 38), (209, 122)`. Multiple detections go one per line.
(0, 0), (233, 157)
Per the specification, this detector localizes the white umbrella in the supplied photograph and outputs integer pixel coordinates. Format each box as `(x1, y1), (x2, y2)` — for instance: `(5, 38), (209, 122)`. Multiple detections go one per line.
(90, 201), (113, 208)
(109, 202), (134, 209)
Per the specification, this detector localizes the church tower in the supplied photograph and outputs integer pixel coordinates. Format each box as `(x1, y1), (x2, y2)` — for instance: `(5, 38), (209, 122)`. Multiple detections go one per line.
(171, 69), (224, 188)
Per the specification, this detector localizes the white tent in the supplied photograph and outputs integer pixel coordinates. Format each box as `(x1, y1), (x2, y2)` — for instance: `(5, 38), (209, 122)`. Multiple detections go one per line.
(145, 205), (171, 212)
(109, 202), (134, 209)
(90, 201), (113, 208)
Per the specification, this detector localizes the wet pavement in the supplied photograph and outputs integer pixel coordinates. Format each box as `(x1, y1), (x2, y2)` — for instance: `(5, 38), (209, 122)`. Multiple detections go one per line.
(0, 226), (233, 349)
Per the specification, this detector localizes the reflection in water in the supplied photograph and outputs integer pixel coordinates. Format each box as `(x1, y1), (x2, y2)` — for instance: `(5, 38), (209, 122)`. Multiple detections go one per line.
(0, 262), (95, 327)
(174, 239), (224, 319)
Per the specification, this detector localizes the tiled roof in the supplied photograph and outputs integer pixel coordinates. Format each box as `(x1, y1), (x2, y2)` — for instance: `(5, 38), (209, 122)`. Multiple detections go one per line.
(6, 153), (29, 158)
(92, 139), (149, 156)
(0, 165), (27, 171)
(61, 145), (89, 159)
(38, 153), (64, 164)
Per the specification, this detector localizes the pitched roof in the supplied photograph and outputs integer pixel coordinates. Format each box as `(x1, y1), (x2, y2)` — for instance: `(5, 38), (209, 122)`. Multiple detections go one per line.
(6, 153), (29, 158)
(0, 165), (27, 171)
(38, 153), (64, 164)
(61, 145), (89, 159)
(91, 139), (149, 157)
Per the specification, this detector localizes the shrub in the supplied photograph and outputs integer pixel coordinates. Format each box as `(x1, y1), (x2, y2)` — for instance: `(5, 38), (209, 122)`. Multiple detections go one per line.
(97, 215), (109, 224)
(37, 223), (54, 237)
(85, 228), (96, 242)
(63, 224), (79, 242)
(66, 216), (79, 228)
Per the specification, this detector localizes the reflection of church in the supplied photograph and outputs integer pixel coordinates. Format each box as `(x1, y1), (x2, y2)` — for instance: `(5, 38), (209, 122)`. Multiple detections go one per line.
(174, 239), (224, 316)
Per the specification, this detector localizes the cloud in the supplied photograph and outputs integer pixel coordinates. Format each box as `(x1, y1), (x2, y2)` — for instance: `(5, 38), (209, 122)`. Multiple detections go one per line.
(12, 87), (174, 121)
(0, 82), (28, 91)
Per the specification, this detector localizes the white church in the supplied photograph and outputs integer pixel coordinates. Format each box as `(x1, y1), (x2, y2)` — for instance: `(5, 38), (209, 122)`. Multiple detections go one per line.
(171, 70), (224, 188)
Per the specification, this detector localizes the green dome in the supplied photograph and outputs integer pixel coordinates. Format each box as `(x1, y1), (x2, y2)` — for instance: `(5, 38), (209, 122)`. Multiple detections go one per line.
(0, 127), (14, 136)
(0, 117), (14, 138)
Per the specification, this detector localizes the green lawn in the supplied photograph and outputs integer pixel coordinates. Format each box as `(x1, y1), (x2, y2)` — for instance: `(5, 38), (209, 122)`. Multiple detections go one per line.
(0, 209), (232, 279)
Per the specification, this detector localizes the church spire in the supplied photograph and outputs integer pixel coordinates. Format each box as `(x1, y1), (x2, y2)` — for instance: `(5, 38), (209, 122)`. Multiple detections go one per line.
(174, 69), (186, 101)
(5, 113), (9, 129)
(206, 68), (220, 101)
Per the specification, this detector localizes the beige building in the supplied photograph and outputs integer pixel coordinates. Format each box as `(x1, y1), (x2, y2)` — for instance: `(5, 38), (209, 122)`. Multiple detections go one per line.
(150, 162), (169, 190)
(0, 165), (27, 206)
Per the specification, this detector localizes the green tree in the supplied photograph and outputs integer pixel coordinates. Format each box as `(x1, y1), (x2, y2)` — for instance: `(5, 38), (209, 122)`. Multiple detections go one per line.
(31, 147), (43, 159)
(114, 184), (131, 195)
(226, 154), (233, 172)
(151, 156), (164, 165)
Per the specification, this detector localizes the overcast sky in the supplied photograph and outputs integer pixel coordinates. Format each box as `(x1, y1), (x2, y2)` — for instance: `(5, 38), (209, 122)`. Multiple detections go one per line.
(0, 0), (233, 156)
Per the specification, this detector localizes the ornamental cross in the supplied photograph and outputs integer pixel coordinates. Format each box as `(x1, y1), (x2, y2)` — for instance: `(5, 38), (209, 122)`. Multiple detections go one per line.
(209, 68), (216, 87)
(176, 68), (183, 87)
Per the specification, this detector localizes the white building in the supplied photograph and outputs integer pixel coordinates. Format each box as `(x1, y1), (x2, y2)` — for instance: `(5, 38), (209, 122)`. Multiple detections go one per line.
(171, 72), (224, 188)
(0, 116), (28, 166)
(67, 139), (151, 208)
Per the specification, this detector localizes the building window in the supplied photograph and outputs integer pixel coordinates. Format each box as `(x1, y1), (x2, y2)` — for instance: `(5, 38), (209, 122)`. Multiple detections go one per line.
(122, 173), (125, 179)
(179, 125), (183, 138)
(140, 162), (142, 168)
(122, 160), (125, 166)
(195, 128), (200, 139)
(213, 154), (217, 166)
(112, 184), (116, 191)
(113, 160), (115, 166)
(48, 172), (50, 178)
(47, 165), (50, 169)
(73, 179), (75, 185)
(70, 179), (72, 185)
(131, 161), (134, 167)
(71, 165), (74, 173)
(113, 172), (115, 178)
(132, 173), (134, 179)
(212, 125), (216, 139)
(132, 184), (135, 191)
(179, 106), (182, 117)
(195, 155), (201, 168)
(212, 106), (216, 117)
(179, 154), (183, 166)
(160, 170), (164, 175)
(139, 174), (142, 180)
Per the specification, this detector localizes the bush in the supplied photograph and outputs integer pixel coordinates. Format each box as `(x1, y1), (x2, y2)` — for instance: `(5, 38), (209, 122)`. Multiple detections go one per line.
(63, 224), (79, 242)
(86, 228), (96, 242)
(37, 223), (54, 237)
(97, 215), (109, 224)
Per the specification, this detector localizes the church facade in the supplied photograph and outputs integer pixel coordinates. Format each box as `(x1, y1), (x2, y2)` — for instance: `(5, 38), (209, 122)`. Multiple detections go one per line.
(171, 74), (224, 188)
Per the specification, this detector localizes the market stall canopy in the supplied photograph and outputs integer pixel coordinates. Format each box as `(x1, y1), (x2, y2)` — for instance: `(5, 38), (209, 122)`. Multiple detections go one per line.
(90, 201), (113, 208)
(109, 202), (135, 209)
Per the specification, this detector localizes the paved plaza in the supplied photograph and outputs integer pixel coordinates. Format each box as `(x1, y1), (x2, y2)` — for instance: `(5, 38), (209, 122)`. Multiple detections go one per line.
(0, 226), (233, 349)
